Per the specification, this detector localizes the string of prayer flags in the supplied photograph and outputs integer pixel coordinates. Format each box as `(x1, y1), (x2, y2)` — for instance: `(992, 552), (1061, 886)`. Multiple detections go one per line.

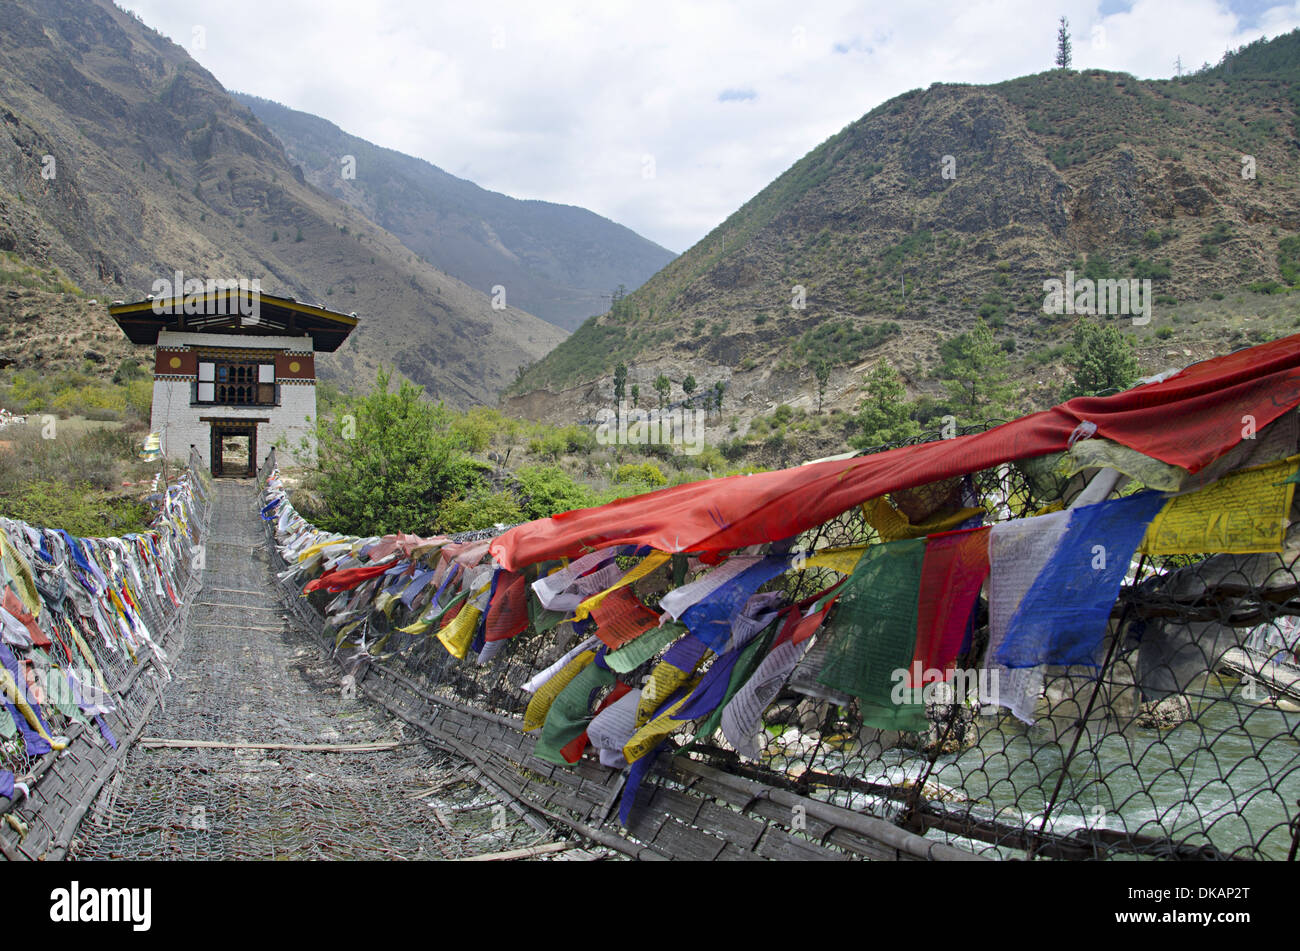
(815, 538), (929, 731)
(1140, 455), (1300, 555)
(994, 491), (1168, 669)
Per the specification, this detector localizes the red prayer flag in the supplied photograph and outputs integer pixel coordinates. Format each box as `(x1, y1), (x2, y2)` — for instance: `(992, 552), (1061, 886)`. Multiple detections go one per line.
(484, 570), (529, 642)
(910, 526), (990, 687)
(590, 588), (660, 650)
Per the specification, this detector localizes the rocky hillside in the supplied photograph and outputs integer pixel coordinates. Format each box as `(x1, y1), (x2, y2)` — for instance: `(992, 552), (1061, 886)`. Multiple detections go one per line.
(507, 30), (1300, 427)
(235, 94), (675, 333)
(0, 0), (565, 406)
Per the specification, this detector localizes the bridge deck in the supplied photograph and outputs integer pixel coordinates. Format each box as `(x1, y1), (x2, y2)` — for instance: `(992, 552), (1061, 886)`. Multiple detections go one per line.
(69, 480), (545, 860)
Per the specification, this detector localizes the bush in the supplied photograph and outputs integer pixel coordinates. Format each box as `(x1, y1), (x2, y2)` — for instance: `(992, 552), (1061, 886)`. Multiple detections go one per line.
(0, 481), (151, 537)
(613, 462), (667, 486)
(512, 465), (596, 520)
(435, 488), (524, 533)
(307, 369), (476, 535)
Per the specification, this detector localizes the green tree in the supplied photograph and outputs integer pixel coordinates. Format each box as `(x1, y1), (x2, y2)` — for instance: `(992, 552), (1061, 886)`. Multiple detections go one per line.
(1062, 322), (1139, 399)
(938, 317), (1014, 423)
(631, 383), (640, 408)
(654, 374), (671, 410)
(1055, 16), (1072, 68)
(852, 360), (920, 449)
(814, 361), (830, 413)
(683, 374), (697, 406)
(613, 361), (628, 422)
(308, 369), (480, 535)
(713, 380), (726, 414)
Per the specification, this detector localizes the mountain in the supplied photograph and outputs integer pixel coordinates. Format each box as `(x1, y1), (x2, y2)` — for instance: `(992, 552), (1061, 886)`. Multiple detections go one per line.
(233, 94), (676, 333)
(0, 0), (566, 406)
(506, 30), (1300, 426)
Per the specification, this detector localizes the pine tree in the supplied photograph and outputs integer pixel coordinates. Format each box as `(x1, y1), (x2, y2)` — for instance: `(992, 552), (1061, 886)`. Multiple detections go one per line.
(683, 374), (697, 406)
(613, 362), (627, 423)
(814, 361), (831, 413)
(852, 360), (919, 449)
(1056, 16), (1072, 69)
(654, 374), (671, 410)
(1062, 323), (1139, 399)
(938, 317), (1014, 423)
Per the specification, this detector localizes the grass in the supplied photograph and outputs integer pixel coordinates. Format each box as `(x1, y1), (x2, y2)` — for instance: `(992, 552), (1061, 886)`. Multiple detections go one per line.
(0, 421), (158, 536)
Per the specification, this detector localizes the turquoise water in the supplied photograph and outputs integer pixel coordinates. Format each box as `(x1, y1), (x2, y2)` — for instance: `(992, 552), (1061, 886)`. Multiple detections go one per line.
(806, 674), (1300, 859)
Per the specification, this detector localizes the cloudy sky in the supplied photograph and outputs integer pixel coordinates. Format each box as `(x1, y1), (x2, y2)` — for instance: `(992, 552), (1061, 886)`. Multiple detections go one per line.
(118, 0), (1300, 254)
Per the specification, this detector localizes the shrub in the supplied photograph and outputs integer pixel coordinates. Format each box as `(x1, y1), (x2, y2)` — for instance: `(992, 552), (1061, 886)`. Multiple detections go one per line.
(435, 488), (524, 533)
(512, 465), (596, 520)
(613, 462), (667, 486)
(307, 369), (477, 536)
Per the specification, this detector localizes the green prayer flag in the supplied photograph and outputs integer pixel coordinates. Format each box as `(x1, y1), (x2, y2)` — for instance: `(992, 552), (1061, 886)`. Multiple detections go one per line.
(528, 592), (567, 634)
(606, 621), (687, 674)
(816, 538), (928, 732)
(533, 658), (616, 764)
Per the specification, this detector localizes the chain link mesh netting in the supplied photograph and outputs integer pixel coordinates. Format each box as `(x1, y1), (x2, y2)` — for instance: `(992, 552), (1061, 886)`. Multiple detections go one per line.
(286, 421), (1300, 861)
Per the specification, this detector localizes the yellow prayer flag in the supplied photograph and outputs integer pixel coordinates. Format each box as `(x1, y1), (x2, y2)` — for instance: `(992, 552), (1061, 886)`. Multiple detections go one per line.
(623, 680), (702, 763)
(0, 534), (42, 617)
(1140, 455), (1299, 555)
(636, 653), (706, 727)
(803, 546), (868, 576)
(862, 497), (984, 542)
(436, 604), (483, 661)
(523, 649), (595, 732)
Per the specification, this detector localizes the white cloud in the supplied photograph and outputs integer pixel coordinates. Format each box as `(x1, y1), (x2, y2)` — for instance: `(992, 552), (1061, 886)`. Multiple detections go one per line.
(118, 0), (1300, 254)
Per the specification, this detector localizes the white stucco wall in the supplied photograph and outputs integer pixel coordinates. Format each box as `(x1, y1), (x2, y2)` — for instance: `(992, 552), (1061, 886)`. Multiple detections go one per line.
(151, 329), (317, 471)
